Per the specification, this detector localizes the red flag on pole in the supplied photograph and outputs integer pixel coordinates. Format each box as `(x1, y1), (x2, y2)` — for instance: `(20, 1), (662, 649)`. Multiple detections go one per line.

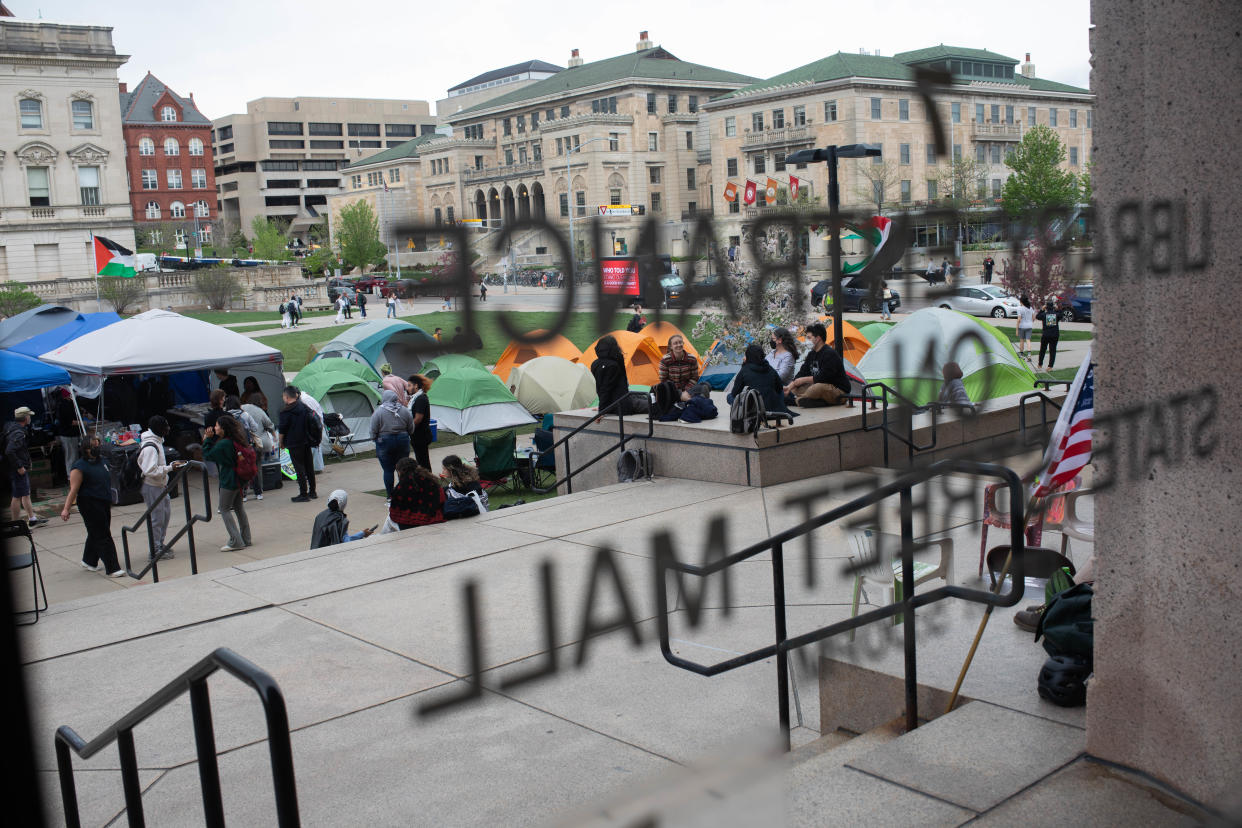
(764, 178), (779, 205)
(724, 181), (738, 203)
(743, 180), (757, 205)
(789, 175), (801, 200)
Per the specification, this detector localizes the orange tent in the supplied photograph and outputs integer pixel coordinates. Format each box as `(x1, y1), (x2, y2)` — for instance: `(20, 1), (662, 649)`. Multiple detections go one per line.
(491, 329), (582, 384)
(639, 320), (703, 366)
(580, 330), (664, 388)
(812, 316), (871, 365)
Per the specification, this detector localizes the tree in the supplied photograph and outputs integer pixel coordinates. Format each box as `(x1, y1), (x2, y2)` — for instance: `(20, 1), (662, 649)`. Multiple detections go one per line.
(303, 246), (338, 279)
(1078, 160), (1094, 206)
(307, 215), (330, 246)
(336, 200), (388, 272)
(854, 161), (902, 215)
(1001, 124), (1082, 217)
(250, 217), (290, 261)
(192, 265), (244, 309)
(0, 281), (41, 318)
(935, 157), (993, 245)
(998, 241), (1070, 306)
(98, 276), (147, 315)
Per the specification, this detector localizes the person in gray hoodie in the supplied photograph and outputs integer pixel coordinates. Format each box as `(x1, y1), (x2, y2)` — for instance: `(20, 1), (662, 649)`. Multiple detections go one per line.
(937, 362), (976, 413)
(369, 389), (414, 500)
(137, 416), (185, 561)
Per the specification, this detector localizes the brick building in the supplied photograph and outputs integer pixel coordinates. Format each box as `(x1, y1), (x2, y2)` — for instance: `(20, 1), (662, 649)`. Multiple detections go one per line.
(119, 72), (216, 249)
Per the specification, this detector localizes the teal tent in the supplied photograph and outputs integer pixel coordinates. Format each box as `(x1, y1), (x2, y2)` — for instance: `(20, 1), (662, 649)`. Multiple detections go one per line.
(313, 319), (438, 377)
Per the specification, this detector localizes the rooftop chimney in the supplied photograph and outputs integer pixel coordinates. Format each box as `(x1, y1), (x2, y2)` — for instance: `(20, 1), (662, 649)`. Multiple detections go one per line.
(1021, 52), (1035, 78)
(568, 48), (583, 68)
(119, 81), (127, 93)
(636, 30), (653, 51)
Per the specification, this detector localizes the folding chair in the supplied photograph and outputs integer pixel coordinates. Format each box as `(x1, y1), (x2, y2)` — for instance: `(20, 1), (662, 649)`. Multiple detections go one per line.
(985, 545), (1076, 591)
(3, 520), (48, 625)
(473, 429), (520, 495)
(520, 427), (557, 489)
(322, 412), (360, 461)
(848, 529), (953, 640)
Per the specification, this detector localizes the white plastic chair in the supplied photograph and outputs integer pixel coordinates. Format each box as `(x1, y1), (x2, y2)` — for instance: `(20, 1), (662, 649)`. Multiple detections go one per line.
(1052, 488), (1094, 559)
(848, 529), (954, 640)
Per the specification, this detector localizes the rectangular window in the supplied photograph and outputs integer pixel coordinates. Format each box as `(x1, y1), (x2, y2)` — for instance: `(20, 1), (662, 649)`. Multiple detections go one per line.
(516, 115), (525, 133)
(1070, 109), (1078, 128)
(900, 143), (911, 165)
(992, 178), (1001, 198)
(72, 100), (94, 130)
(647, 93), (656, 114)
(559, 193), (569, 217)
(217, 125), (233, 140)
(261, 160), (299, 171)
(685, 131), (693, 150)
(991, 144), (1001, 164)
(560, 105), (569, 118)
(726, 158), (737, 177)
(309, 122), (342, 135)
(926, 144), (937, 164)
(668, 94), (677, 113)
(752, 112), (764, 132)
(952, 102), (961, 123)
(385, 124), (416, 137)
(504, 148), (513, 165)
(518, 146), (527, 163)
(1005, 105), (1014, 124)
(772, 109), (785, 129)
(20, 98), (43, 129)
(687, 201), (697, 215)
(576, 190), (586, 217)
(141, 169), (157, 190)
(899, 99), (909, 121)
(609, 132), (620, 151)
(689, 96), (699, 113)
(347, 123), (380, 136)
(556, 137), (563, 155)
(1070, 146), (1079, 165)
(871, 98), (882, 119)
(927, 179), (938, 200)
(532, 143), (541, 161)
(900, 180), (911, 203)
(167, 169), (182, 189)
(269, 140), (305, 149)
(610, 188), (622, 206)
(990, 104), (1000, 123)
(303, 160), (338, 170)
(686, 169), (696, 190)
(546, 108), (555, 122)
(351, 175), (361, 189)
(191, 168), (207, 188)
(267, 121), (303, 135)
(651, 192), (662, 213)
(1049, 107), (1058, 127)
(953, 144), (962, 161)
(649, 166), (662, 184)
(975, 103), (984, 123)
(309, 140), (343, 149)
(728, 199), (739, 214)
(724, 116), (736, 137)
(1028, 106), (1037, 126)
(825, 100), (837, 122)
(348, 140), (381, 149)
(774, 152), (786, 172)
(77, 166), (100, 204)
(793, 105), (806, 126)
(873, 146), (883, 164)
(754, 154), (766, 174)
(531, 111), (539, 129)
(1086, 110), (1093, 129)
(648, 132), (658, 151)
(976, 143), (986, 163)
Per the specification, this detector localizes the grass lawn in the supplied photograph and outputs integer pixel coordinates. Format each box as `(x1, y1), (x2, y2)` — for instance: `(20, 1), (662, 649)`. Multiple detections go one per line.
(257, 310), (711, 373)
(184, 309), (337, 325)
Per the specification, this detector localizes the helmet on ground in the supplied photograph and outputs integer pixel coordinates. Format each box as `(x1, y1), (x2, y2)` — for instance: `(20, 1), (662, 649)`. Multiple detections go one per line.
(1037, 654), (1090, 707)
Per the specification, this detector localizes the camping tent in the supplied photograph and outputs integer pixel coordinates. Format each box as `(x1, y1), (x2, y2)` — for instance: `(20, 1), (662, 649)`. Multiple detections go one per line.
(0, 304), (81, 350)
(856, 322), (894, 345)
(856, 307), (1037, 403)
(6, 311), (122, 359)
(0, 350), (71, 393)
(313, 319), (438, 377)
(508, 356), (596, 415)
(294, 357), (381, 386)
(491, 330), (582, 383)
(428, 366), (535, 435)
(39, 309), (287, 419)
(579, 331), (664, 388)
(699, 339), (745, 390)
(423, 354), (486, 379)
(291, 368), (380, 444)
(638, 321), (703, 364)
(813, 316), (871, 365)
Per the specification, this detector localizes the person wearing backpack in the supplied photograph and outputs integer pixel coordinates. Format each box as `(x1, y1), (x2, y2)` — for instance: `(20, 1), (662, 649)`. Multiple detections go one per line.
(225, 395), (265, 502)
(279, 385), (319, 502)
(729, 345), (796, 419)
(137, 416), (185, 562)
(203, 414), (253, 552)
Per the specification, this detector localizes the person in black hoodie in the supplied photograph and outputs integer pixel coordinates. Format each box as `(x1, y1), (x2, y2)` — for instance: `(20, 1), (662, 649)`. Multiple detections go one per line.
(728, 344), (797, 417)
(278, 386), (318, 502)
(591, 334), (649, 416)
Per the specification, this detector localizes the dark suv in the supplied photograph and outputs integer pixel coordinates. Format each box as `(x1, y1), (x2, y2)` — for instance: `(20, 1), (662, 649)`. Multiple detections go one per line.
(1057, 283), (1094, 322)
(811, 276), (901, 313)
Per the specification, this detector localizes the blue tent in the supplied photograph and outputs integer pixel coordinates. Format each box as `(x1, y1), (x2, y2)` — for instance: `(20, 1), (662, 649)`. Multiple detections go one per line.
(0, 304), (80, 350)
(0, 350), (71, 393)
(7, 311), (121, 359)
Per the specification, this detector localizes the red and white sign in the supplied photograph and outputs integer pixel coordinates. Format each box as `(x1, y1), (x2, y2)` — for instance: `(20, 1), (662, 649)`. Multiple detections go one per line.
(743, 180), (757, 205)
(789, 176), (800, 200)
(600, 258), (640, 295)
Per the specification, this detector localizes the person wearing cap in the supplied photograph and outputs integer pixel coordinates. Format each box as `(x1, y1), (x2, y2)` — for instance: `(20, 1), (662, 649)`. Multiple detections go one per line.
(4, 407), (39, 527)
(309, 489), (374, 548)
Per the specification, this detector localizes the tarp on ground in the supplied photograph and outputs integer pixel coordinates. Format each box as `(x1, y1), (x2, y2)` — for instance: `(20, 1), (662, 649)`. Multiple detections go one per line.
(423, 354), (486, 379)
(313, 319), (438, 377)
(638, 321), (703, 365)
(427, 366), (535, 435)
(294, 357), (381, 385)
(491, 330), (582, 384)
(0, 304), (81, 350)
(0, 350), (72, 393)
(508, 356), (596, 415)
(856, 307), (1037, 404)
(6, 311), (122, 359)
(579, 331), (664, 388)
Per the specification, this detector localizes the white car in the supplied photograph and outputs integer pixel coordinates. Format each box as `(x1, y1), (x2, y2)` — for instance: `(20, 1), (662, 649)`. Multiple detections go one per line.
(937, 286), (1021, 318)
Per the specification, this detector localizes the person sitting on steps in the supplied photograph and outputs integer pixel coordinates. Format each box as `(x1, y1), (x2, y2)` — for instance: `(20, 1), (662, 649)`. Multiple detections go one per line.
(783, 322), (851, 408)
(309, 489), (375, 548)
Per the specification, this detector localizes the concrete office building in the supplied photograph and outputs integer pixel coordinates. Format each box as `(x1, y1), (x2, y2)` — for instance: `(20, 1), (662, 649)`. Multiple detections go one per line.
(436, 59), (562, 120)
(211, 96), (437, 243)
(0, 17), (134, 284)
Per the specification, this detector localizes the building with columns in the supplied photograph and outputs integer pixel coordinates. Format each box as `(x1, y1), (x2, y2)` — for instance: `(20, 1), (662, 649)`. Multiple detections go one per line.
(0, 17), (134, 284)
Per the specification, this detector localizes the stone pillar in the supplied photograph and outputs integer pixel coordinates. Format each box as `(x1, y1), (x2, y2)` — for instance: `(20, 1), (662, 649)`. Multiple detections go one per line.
(1088, 0), (1242, 809)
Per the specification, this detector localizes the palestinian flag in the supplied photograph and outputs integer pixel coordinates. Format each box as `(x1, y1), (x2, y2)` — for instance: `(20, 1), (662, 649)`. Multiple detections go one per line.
(93, 236), (136, 278)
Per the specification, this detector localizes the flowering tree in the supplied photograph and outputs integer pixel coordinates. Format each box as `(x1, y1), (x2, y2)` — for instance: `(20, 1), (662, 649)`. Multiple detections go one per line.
(998, 241), (1071, 306)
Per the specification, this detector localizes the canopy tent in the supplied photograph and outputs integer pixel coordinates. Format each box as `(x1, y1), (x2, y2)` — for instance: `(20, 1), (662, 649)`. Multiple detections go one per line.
(812, 316), (871, 365)
(427, 366), (535, 435)
(313, 319), (439, 378)
(508, 356), (597, 415)
(291, 368), (380, 445)
(0, 304), (81, 350)
(293, 357), (381, 386)
(0, 350), (72, 393)
(6, 311), (122, 359)
(638, 321), (703, 365)
(579, 331), (664, 388)
(856, 308), (1037, 404)
(491, 330), (582, 384)
(856, 322), (895, 345)
(423, 354), (486, 379)
(39, 309), (287, 420)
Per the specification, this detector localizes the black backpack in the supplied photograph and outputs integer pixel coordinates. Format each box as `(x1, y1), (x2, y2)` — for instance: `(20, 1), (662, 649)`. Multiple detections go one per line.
(730, 388), (765, 435)
(616, 448), (652, 483)
(304, 406), (323, 445)
(122, 440), (158, 491)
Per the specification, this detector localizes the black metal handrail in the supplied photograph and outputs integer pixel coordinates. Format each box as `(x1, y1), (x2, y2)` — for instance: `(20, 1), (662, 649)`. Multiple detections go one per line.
(657, 458), (1027, 750)
(1018, 391), (1064, 447)
(55, 647), (299, 828)
(119, 460), (214, 583)
(529, 392), (655, 494)
(857, 381), (975, 467)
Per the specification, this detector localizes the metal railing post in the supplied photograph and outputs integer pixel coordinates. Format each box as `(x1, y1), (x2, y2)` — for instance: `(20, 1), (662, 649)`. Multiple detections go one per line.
(117, 729), (145, 827)
(55, 738), (81, 828)
(772, 542), (791, 752)
(900, 486), (919, 732)
(189, 680), (225, 827)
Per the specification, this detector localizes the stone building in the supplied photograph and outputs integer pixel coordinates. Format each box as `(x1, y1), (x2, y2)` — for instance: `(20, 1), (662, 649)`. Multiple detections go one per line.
(0, 17), (134, 284)
(119, 72), (215, 249)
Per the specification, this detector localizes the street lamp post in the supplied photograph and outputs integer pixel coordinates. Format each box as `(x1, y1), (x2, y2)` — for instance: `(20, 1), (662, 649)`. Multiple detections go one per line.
(787, 144), (882, 354)
(565, 136), (610, 281)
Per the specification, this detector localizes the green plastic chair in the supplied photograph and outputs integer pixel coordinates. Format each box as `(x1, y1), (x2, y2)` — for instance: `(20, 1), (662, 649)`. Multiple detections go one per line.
(472, 429), (519, 495)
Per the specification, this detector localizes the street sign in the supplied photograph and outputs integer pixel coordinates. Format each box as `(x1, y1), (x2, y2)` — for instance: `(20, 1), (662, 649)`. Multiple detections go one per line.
(597, 205), (631, 216)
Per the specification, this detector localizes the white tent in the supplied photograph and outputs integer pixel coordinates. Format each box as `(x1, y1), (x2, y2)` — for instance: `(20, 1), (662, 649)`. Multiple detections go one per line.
(40, 309), (287, 419)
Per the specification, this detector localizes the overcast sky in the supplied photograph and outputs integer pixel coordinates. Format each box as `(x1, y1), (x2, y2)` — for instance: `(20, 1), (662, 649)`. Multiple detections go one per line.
(25, 0), (1091, 119)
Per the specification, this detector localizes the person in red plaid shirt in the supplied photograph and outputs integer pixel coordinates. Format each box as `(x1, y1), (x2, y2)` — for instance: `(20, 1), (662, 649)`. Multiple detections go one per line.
(658, 335), (703, 395)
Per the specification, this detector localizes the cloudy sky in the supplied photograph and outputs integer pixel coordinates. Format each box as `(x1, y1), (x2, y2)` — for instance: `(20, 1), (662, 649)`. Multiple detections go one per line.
(26, 0), (1091, 119)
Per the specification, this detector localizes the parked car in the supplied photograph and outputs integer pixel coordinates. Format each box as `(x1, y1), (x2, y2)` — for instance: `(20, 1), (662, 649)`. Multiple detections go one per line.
(936, 285), (1021, 318)
(1056, 283), (1094, 322)
(351, 276), (389, 293)
(662, 272), (722, 307)
(810, 276), (901, 313)
(326, 278), (356, 303)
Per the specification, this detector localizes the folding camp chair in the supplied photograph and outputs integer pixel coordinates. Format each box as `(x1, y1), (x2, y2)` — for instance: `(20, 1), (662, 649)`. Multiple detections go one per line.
(3, 520), (48, 625)
(473, 429), (520, 495)
(322, 412), (360, 461)
(519, 427), (557, 489)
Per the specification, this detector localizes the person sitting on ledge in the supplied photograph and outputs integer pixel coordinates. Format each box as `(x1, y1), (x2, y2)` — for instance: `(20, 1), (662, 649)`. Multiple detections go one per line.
(309, 489), (375, 549)
(388, 457), (444, 529)
(783, 322), (850, 408)
(591, 334), (650, 417)
(658, 334), (709, 397)
(937, 362), (976, 413)
(728, 344), (797, 417)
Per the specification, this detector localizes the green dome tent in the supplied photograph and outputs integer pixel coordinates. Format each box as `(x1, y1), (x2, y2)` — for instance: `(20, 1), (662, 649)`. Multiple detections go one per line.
(856, 322), (895, 344)
(423, 354), (486, 379)
(313, 319), (438, 377)
(295, 357), (381, 385)
(291, 367), (381, 445)
(856, 308), (1037, 404)
(428, 366), (535, 435)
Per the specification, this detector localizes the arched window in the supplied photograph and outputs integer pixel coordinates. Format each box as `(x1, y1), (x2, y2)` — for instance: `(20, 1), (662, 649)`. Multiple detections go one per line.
(194, 200), (210, 217)
(145, 201), (161, 219)
(188, 137), (204, 156)
(163, 137), (179, 156)
(139, 137), (155, 156)
(170, 201), (185, 218)
(19, 97), (43, 129)
(161, 106), (177, 122)
(71, 99), (94, 130)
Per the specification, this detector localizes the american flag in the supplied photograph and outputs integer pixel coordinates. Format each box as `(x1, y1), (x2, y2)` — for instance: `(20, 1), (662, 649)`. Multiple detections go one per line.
(1033, 348), (1094, 498)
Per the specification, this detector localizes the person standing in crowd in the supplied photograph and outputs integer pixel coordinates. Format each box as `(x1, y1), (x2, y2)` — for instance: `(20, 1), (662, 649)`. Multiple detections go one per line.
(626, 305), (646, 333)
(298, 388), (327, 473)
(203, 388), (228, 433)
(137, 416), (184, 562)
(880, 281), (894, 320)
(1015, 295), (1037, 361)
(480, 281), (487, 302)
(983, 255), (995, 285)
(941, 258), (952, 284)
(784, 322), (851, 407)
(203, 414), (252, 552)
(380, 363), (409, 405)
(241, 398), (276, 501)
(370, 390), (414, 500)
(241, 376), (268, 412)
(357, 290), (367, 318)
(279, 386), (318, 502)
(334, 293), (347, 324)
(225, 395), (263, 501)
(55, 388), (81, 480)
(766, 328), (799, 384)
(5, 407), (39, 527)
(280, 299), (293, 329)
(406, 374), (434, 470)
(1038, 299), (1062, 370)
(291, 293), (303, 327)
(388, 458), (444, 529)
(310, 489), (374, 548)
(214, 368), (240, 400)
(658, 335), (704, 396)
(343, 292), (353, 320)
(386, 292), (397, 318)
(61, 434), (124, 577)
